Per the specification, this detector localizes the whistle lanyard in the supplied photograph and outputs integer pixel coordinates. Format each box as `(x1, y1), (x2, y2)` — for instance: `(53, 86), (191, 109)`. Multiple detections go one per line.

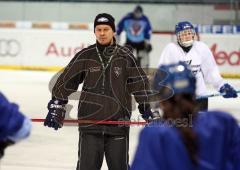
(95, 45), (117, 92)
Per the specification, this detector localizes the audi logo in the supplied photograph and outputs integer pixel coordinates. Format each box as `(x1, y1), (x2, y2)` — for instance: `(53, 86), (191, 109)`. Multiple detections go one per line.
(0, 39), (21, 57)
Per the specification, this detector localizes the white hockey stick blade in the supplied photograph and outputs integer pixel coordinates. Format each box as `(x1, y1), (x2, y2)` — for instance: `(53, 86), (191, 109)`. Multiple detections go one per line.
(196, 90), (240, 100)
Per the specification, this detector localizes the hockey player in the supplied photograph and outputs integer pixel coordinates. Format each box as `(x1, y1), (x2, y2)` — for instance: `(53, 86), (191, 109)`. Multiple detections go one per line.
(44, 13), (156, 170)
(131, 62), (240, 170)
(158, 21), (238, 110)
(116, 5), (152, 69)
(0, 92), (32, 159)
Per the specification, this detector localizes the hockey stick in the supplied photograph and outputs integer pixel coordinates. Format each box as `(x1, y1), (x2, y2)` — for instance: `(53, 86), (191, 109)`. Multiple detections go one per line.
(196, 90), (240, 100)
(31, 118), (147, 125)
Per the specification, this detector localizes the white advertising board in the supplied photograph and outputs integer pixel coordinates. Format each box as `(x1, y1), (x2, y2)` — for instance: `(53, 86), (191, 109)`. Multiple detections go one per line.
(0, 29), (239, 76)
(0, 29), (95, 67)
(201, 34), (240, 75)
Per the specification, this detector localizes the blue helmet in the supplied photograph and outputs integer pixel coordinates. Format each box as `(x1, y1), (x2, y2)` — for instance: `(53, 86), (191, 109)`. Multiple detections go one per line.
(175, 21), (194, 34)
(153, 61), (196, 98)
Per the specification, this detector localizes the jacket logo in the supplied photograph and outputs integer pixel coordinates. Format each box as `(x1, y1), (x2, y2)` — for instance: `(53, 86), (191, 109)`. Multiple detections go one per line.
(184, 60), (192, 65)
(113, 67), (122, 77)
(89, 66), (101, 72)
(97, 17), (109, 22)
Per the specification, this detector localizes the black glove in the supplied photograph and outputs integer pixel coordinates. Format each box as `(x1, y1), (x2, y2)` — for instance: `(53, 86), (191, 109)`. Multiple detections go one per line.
(219, 83), (238, 98)
(44, 99), (67, 130)
(0, 140), (14, 159)
(138, 103), (160, 122)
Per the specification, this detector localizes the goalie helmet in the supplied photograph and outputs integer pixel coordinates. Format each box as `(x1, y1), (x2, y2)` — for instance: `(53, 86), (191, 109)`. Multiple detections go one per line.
(153, 61), (196, 98)
(175, 21), (195, 47)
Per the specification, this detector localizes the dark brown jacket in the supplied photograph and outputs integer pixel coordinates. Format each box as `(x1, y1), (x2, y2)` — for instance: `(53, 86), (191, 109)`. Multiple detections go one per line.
(52, 43), (150, 135)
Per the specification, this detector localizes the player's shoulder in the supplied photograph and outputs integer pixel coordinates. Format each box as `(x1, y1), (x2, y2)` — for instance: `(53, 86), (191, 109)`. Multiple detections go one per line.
(0, 92), (13, 111)
(0, 92), (25, 137)
(142, 15), (150, 22)
(0, 92), (7, 106)
(196, 110), (237, 127)
(164, 42), (179, 50)
(193, 41), (209, 49)
(122, 13), (133, 20)
(194, 110), (239, 140)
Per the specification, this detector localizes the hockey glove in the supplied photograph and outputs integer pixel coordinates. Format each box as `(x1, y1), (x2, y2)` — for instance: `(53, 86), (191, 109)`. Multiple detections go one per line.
(219, 83), (238, 98)
(138, 103), (160, 122)
(44, 99), (67, 130)
(0, 140), (14, 159)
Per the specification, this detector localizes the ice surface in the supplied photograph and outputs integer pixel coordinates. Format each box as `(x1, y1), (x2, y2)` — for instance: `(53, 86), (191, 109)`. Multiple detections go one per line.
(0, 70), (239, 170)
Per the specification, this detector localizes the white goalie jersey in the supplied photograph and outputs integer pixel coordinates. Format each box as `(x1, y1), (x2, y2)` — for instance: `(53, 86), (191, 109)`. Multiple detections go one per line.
(158, 41), (225, 96)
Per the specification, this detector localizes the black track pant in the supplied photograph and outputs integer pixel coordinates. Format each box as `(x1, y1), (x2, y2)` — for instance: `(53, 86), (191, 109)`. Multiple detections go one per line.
(76, 132), (129, 170)
(125, 40), (145, 67)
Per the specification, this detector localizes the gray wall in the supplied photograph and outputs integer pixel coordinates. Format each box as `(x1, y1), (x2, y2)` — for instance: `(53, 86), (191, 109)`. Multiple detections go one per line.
(0, 1), (238, 31)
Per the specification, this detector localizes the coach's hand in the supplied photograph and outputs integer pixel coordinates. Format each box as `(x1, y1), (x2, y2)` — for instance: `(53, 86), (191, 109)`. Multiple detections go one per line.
(44, 99), (67, 130)
(138, 103), (160, 122)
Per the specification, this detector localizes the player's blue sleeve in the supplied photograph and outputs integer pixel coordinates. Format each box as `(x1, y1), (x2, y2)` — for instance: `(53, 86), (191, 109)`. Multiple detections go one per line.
(131, 122), (197, 170)
(195, 111), (240, 170)
(7, 118), (31, 142)
(212, 111), (240, 170)
(131, 124), (195, 170)
(0, 92), (31, 142)
(131, 127), (165, 170)
(116, 16), (126, 36)
(143, 16), (152, 40)
(227, 114), (240, 169)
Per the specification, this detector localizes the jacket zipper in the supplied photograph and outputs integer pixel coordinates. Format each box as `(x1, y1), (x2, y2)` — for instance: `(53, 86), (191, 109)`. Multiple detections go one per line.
(96, 46), (117, 94)
(102, 67), (106, 92)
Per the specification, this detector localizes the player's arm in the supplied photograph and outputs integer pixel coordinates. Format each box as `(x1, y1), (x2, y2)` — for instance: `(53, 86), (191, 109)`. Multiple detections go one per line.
(0, 92), (31, 159)
(143, 16), (152, 40)
(116, 16), (126, 36)
(228, 117), (240, 169)
(142, 16), (152, 52)
(217, 112), (240, 169)
(200, 43), (237, 98)
(131, 127), (164, 170)
(116, 15), (128, 44)
(200, 42), (224, 89)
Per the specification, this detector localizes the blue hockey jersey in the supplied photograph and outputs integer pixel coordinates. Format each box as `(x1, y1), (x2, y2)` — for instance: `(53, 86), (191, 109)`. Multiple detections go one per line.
(0, 92), (31, 142)
(117, 13), (152, 43)
(131, 111), (240, 170)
